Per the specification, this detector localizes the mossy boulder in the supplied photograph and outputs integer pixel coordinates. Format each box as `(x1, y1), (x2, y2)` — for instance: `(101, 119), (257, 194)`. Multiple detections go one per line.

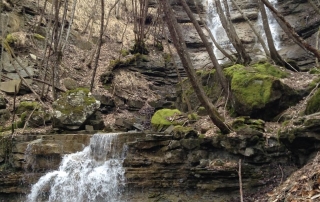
(151, 109), (183, 131)
(225, 63), (302, 120)
(305, 88), (320, 115)
(52, 88), (100, 130)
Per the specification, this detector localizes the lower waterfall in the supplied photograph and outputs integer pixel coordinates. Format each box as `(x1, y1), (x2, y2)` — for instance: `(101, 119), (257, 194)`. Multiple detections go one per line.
(26, 133), (126, 202)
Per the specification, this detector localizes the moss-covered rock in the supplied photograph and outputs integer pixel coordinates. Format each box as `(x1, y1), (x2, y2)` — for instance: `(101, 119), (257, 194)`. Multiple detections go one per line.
(305, 88), (320, 115)
(225, 63), (301, 120)
(52, 88), (100, 130)
(151, 109), (183, 131)
(232, 116), (265, 132)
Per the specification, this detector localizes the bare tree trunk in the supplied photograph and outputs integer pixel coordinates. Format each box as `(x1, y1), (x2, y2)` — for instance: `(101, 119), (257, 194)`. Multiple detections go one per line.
(90, 0), (120, 90)
(215, 0), (251, 65)
(62, 0), (77, 52)
(261, 0), (320, 59)
(230, 0), (270, 57)
(317, 28), (320, 67)
(90, 0), (105, 92)
(180, 0), (232, 101)
(160, 0), (232, 134)
(258, 0), (286, 67)
(52, 0), (62, 100)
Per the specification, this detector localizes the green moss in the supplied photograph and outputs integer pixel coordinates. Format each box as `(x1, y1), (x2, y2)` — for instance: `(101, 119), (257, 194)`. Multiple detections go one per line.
(33, 33), (45, 40)
(16, 101), (40, 114)
(109, 54), (147, 69)
(120, 49), (129, 57)
(130, 40), (149, 54)
(196, 69), (216, 77)
(282, 120), (290, 127)
(309, 76), (320, 89)
(54, 88), (96, 116)
(224, 63), (285, 108)
(5, 33), (17, 43)
(309, 68), (320, 75)
(305, 88), (320, 115)
(252, 63), (287, 78)
(187, 113), (199, 121)
(198, 134), (205, 138)
(163, 53), (171, 63)
(155, 42), (164, 51)
(173, 125), (192, 133)
(151, 109), (182, 126)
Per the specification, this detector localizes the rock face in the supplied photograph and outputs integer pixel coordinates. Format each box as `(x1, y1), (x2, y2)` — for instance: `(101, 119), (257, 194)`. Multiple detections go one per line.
(279, 113), (320, 165)
(0, 129), (296, 201)
(52, 88), (102, 130)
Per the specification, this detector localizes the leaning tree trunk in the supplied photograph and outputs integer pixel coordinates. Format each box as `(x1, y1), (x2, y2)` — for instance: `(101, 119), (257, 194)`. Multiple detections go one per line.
(261, 0), (320, 60)
(230, 0), (270, 57)
(258, 0), (287, 68)
(215, 0), (251, 65)
(159, 0), (232, 134)
(180, 0), (232, 101)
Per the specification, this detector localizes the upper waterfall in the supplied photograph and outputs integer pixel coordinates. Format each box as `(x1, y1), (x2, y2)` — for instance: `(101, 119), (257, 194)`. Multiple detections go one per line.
(26, 133), (126, 202)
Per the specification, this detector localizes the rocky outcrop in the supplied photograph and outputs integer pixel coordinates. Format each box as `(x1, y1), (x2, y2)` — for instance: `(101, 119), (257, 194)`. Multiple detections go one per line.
(52, 88), (103, 130)
(3, 117), (320, 201)
(279, 113), (320, 165)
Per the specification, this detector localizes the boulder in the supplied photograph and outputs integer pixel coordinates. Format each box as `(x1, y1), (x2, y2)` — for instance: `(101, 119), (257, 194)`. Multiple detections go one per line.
(52, 88), (100, 130)
(225, 63), (302, 120)
(151, 109), (183, 131)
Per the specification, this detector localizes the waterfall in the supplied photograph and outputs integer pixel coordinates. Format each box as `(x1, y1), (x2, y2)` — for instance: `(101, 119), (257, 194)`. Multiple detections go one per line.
(206, 0), (234, 62)
(256, 0), (281, 50)
(267, 0), (281, 50)
(207, 0), (282, 57)
(26, 133), (126, 202)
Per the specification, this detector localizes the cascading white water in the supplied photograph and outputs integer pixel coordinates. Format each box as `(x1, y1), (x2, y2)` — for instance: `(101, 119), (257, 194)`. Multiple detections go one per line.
(207, 0), (282, 57)
(26, 133), (126, 202)
(267, 0), (281, 50)
(206, 0), (234, 61)
(256, 0), (282, 50)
